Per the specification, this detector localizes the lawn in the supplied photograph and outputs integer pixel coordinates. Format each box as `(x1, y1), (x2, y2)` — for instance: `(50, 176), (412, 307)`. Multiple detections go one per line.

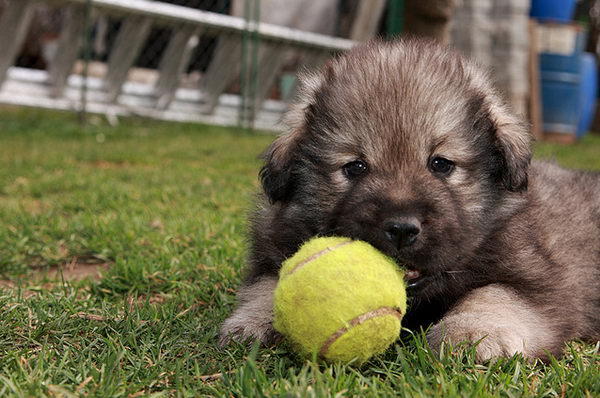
(0, 106), (598, 397)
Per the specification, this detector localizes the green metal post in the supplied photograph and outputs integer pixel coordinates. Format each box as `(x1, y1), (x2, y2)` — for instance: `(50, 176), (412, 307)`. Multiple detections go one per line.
(239, 0), (260, 130)
(239, 0), (250, 128)
(79, 0), (93, 125)
(249, 0), (260, 130)
(387, 0), (404, 37)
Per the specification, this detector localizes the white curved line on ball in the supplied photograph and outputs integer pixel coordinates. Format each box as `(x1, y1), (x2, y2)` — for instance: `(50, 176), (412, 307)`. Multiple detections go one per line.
(319, 306), (403, 358)
(288, 240), (353, 275)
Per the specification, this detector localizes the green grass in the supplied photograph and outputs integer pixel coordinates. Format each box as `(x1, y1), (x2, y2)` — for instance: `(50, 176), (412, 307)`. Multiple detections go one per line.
(0, 106), (598, 397)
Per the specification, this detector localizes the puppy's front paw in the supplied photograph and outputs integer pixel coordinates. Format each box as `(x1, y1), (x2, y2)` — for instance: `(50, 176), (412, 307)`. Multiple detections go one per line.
(427, 313), (527, 362)
(218, 309), (282, 347)
(219, 276), (281, 347)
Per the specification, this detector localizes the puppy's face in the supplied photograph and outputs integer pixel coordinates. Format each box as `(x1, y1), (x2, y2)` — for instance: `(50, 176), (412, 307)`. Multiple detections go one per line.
(260, 40), (531, 298)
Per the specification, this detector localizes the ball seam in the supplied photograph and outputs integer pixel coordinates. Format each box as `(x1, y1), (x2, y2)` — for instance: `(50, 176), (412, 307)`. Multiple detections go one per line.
(288, 240), (353, 275)
(319, 306), (403, 358)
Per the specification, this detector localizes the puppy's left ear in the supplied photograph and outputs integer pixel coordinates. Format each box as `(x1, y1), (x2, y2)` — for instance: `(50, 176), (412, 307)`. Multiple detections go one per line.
(489, 103), (532, 192)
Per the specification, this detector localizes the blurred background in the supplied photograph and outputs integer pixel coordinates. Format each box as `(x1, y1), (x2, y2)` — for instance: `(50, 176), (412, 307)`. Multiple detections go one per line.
(0, 0), (598, 142)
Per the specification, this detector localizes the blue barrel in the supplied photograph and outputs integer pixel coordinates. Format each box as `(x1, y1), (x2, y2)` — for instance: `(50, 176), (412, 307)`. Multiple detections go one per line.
(530, 0), (576, 22)
(540, 65), (582, 135)
(576, 53), (598, 138)
(539, 24), (588, 137)
(539, 25), (587, 74)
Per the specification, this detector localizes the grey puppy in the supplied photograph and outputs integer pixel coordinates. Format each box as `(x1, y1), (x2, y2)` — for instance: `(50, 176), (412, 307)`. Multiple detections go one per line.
(219, 39), (600, 362)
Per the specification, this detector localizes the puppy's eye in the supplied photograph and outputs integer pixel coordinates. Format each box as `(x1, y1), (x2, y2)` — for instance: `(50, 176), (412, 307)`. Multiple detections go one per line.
(429, 157), (454, 175)
(343, 160), (368, 178)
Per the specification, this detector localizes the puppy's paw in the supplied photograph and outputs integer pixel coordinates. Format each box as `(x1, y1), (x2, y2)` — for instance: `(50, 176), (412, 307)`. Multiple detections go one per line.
(218, 310), (282, 347)
(219, 276), (281, 347)
(427, 313), (526, 362)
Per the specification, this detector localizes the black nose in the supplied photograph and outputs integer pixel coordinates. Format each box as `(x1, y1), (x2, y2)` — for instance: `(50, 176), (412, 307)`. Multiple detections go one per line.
(384, 218), (421, 248)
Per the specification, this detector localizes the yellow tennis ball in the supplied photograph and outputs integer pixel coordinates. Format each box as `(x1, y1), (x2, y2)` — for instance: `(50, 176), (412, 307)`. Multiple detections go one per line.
(273, 236), (407, 364)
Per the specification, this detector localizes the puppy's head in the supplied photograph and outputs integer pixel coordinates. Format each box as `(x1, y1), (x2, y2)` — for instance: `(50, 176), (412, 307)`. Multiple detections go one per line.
(260, 39), (531, 297)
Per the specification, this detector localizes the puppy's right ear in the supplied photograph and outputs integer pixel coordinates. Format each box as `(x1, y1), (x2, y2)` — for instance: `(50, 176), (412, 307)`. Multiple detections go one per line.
(259, 127), (303, 203)
(259, 71), (325, 203)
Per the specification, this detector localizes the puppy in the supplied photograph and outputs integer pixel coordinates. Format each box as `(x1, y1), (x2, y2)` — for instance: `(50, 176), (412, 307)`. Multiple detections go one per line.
(220, 39), (600, 362)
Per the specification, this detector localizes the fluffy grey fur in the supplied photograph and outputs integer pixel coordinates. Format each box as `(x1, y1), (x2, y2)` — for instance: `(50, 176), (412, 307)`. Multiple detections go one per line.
(219, 39), (600, 362)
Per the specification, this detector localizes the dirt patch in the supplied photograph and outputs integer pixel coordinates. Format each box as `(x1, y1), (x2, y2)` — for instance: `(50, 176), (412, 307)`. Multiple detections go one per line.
(0, 280), (16, 289)
(0, 256), (111, 291)
(46, 256), (110, 281)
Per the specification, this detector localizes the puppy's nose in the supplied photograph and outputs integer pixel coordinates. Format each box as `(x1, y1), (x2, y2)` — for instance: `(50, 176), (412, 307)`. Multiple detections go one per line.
(384, 218), (421, 248)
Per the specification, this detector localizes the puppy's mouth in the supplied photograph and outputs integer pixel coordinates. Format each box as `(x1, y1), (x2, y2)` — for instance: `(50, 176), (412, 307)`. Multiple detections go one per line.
(393, 258), (425, 287)
(385, 252), (433, 292)
(400, 265), (433, 292)
(404, 268), (429, 289)
(404, 269), (421, 281)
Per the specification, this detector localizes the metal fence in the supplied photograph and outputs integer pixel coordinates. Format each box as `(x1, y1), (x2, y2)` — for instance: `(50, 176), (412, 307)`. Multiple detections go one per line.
(0, 0), (363, 131)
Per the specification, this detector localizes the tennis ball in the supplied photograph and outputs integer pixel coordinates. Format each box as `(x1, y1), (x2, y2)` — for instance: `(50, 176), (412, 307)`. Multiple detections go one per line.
(273, 236), (406, 364)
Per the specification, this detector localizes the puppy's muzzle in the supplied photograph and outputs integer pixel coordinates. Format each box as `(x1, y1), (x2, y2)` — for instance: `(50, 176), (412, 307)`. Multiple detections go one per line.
(384, 217), (421, 248)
